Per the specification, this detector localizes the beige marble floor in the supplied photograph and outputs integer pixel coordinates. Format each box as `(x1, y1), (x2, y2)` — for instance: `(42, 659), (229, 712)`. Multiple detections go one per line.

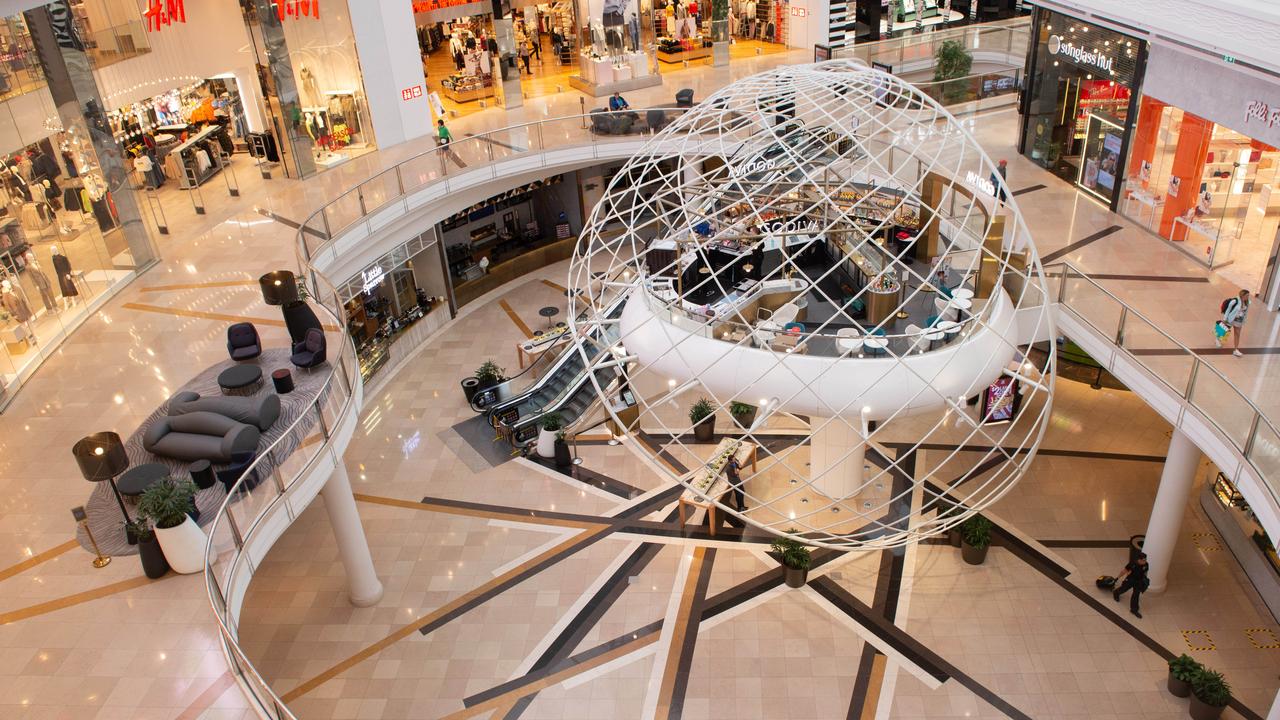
(1, 44), (1280, 720)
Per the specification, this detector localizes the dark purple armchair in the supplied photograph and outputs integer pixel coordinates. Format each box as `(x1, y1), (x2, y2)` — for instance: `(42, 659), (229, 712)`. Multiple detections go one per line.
(290, 328), (327, 370)
(226, 322), (262, 361)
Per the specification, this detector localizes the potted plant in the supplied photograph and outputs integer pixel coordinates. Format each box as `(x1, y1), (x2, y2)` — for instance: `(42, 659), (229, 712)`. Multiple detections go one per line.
(1190, 669), (1231, 720)
(771, 530), (812, 588)
(1167, 654), (1201, 698)
(933, 40), (973, 104)
(960, 514), (992, 565)
(125, 519), (169, 579)
(537, 412), (563, 459)
(938, 501), (963, 547)
(137, 478), (206, 575)
(729, 401), (757, 430)
(554, 430), (572, 468)
(690, 398), (716, 442)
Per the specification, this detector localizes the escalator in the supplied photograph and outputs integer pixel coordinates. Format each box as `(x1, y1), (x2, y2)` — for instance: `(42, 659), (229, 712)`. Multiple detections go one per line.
(473, 293), (627, 445)
(500, 358), (621, 447)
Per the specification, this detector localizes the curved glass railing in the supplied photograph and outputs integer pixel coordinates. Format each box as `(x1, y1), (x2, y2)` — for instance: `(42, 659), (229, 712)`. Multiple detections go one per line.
(1054, 262), (1280, 503)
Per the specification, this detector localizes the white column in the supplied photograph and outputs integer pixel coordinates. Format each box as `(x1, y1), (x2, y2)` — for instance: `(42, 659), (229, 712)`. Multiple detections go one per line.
(810, 409), (870, 499)
(321, 463), (384, 607)
(347, 0), (432, 147)
(232, 66), (267, 134)
(1266, 687), (1280, 720)
(1143, 428), (1201, 593)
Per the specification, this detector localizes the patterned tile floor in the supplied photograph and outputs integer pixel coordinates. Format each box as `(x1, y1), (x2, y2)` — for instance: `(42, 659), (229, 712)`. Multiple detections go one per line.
(0, 46), (1280, 720)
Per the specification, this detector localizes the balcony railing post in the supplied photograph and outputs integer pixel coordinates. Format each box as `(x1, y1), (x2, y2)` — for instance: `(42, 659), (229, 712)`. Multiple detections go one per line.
(225, 510), (245, 549)
(1185, 357), (1201, 399)
(395, 165), (405, 196)
(316, 402), (331, 440)
(1114, 307), (1128, 346)
(1056, 264), (1068, 303)
(357, 187), (367, 216)
(1245, 413), (1262, 456)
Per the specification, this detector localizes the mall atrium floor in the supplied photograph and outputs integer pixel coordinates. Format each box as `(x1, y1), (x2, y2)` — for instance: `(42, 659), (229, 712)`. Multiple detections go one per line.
(3, 49), (1280, 720)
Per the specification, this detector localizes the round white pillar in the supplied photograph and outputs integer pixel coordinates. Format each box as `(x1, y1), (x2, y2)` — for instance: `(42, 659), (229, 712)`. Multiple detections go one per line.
(321, 463), (384, 607)
(810, 409), (871, 500)
(1143, 428), (1201, 594)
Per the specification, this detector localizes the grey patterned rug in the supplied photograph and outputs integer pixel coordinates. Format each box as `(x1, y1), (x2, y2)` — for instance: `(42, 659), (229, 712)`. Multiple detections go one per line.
(75, 348), (328, 557)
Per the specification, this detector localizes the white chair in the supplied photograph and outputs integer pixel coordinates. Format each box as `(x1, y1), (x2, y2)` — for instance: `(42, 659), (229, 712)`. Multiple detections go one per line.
(905, 324), (929, 353)
(836, 327), (862, 356)
(933, 297), (953, 321)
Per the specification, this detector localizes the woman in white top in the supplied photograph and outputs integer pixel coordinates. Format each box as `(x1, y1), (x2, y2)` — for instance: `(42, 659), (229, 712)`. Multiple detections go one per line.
(1221, 289), (1250, 357)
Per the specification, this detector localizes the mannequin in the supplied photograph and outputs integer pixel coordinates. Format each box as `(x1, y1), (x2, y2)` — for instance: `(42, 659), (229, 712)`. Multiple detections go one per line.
(22, 251), (55, 313)
(1, 279), (32, 324)
(50, 245), (77, 310)
(298, 66), (322, 107)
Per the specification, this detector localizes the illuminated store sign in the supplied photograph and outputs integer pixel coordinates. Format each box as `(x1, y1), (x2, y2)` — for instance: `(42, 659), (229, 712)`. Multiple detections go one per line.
(143, 0), (185, 32)
(361, 266), (386, 294)
(729, 158), (777, 177)
(1244, 99), (1280, 129)
(760, 217), (819, 234)
(1047, 34), (1114, 73)
(965, 170), (995, 196)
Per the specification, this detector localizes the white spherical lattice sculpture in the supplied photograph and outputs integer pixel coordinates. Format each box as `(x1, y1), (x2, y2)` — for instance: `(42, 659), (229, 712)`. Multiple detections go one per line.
(567, 60), (1055, 550)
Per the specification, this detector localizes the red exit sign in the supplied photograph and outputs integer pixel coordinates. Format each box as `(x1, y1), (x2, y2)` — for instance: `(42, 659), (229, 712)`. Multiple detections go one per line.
(401, 85), (424, 101)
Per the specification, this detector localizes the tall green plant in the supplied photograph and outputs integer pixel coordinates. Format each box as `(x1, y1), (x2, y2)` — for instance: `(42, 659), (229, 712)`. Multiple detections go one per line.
(771, 530), (812, 570)
(689, 398), (715, 424)
(137, 478), (197, 530)
(1192, 669), (1231, 707)
(960, 514), (992, 549)
(933, 40), (974, 103)
(710, 0), (729, 42)
(1169, 654), (1202, 683)
(541, 412), (564, 432)
(474, 360), (505, 384)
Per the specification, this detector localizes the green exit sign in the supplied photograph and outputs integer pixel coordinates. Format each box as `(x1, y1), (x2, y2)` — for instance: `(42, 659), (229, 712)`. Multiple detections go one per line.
(1224, 55), (1236, 63)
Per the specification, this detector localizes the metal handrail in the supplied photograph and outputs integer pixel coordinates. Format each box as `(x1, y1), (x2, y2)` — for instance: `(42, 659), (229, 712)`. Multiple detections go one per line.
(1052, 261), (1280, 502)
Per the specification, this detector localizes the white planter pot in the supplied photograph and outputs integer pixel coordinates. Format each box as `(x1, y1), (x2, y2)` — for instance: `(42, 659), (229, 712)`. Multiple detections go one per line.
(155, 516), (207, 574)
(536, 428), (557, 458)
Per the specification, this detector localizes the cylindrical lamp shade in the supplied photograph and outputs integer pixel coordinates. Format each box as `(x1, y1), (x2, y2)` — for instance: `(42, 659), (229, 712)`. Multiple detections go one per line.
(259, 270), (299, 306)
(72, 431), (129, 481)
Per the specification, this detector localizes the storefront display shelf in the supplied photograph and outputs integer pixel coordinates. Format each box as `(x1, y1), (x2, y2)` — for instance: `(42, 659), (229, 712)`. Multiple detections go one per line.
(657, 47), (712, 63)
(452, 236), (577, 307)
(443, 85), (495, 103)
(1200, 479), (1280, 622)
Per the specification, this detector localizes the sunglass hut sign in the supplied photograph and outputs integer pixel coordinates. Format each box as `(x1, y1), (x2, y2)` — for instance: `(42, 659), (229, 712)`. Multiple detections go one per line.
(1047, 34), (1114, 74)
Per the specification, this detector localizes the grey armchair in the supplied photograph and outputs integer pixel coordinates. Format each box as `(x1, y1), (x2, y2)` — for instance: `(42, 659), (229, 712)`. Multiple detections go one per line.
(291, 328), (327, 370)
(676, 88), (694, 107)
(226, 322), (262, 361)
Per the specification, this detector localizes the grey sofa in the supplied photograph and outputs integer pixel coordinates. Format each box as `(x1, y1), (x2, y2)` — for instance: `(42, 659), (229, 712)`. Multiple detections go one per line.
(143, 411), (261, 463)
(167, 390), (280, 430)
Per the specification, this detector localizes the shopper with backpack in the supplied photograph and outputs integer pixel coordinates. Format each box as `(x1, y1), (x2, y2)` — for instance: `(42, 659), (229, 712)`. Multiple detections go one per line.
(1217, 289), (1250, 357)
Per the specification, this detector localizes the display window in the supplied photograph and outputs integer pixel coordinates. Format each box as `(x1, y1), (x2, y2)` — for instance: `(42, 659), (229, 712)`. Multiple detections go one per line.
(279, 6), (375, 169)
(1121, 99), (1280, 293)
(1019, 10), (1143, 207)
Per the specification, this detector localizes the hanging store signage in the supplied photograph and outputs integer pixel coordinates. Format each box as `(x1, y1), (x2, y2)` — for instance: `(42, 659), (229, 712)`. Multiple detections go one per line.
(965, 170), (996, 196)
(1244, 100), (1280, 129)
(728, 157), (777, 178)
(760, 217), (818, 235)
(276, 0), (321, 20)
(1047, 34), (1114, 74)
(401, 85), (424, 101)
(361, 266), (386, 294)
(143, 0), (186, 32)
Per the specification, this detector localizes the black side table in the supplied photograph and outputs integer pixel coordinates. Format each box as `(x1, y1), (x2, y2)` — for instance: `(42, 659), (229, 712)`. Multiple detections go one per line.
(272, 368), (294, 394)
(190, 459), (215, 490)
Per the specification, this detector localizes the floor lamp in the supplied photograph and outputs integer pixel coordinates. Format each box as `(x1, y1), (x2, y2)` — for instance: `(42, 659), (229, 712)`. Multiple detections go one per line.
(72, 431), (132, 532)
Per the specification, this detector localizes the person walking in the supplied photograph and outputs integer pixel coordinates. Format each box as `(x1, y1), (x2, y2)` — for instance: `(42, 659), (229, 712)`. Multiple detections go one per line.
(518, 41), (532, 75)
(725, 456), (747, 512)
(1219, 289), (1250, 357)
(990, 159), (1008, 202)
(436, 119), (453, 146)
(1113, 552), (1150, 618)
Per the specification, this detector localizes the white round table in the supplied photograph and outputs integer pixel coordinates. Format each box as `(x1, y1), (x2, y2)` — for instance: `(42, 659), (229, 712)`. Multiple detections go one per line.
(948, 296), (973, 312)
(862, 337), (888, 355)
(937, 320), (961, 337)
(838, 336), (863, 354)
(923, 327), (947, 349)
(952, 288), (975, 300)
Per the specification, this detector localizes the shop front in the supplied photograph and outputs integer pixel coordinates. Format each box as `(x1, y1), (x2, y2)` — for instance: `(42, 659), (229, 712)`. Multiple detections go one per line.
(1119, 44), (1280, 305)
(1201, 470), (1280, 623)
(1018, 9), (1145, 208)
(569, 0), (661, 95)
(415, 1), (502, 113)
(342, 231), (453, 381)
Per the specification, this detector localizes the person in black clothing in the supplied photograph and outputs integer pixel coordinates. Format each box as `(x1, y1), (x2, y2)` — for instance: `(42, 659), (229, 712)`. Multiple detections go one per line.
(1113, 552), (1150, 618)
(726, 456), (747, 512)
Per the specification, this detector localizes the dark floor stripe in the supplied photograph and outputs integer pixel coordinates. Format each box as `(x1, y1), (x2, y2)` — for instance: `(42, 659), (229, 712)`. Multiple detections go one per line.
(846, 645), (881, 720)
(666, 548), (718, 720)
(572, 465), (644, 498)
(419, 495), (614, 527)
(1086, 273), (1210, 283)
(1040, 225), (1123, 263)
(1130, 346), (1280, 357)
(255, 207), (328, 239)
(1040, 539), (1134, 548)
(1010, 184), (1046, 196)
(811, 577), (1034, 720)
(466, 132), (523, 151)
(887, 442), (1164, 464)
(636, 432), (691, 474)
(1001, 537), (1264, 720)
